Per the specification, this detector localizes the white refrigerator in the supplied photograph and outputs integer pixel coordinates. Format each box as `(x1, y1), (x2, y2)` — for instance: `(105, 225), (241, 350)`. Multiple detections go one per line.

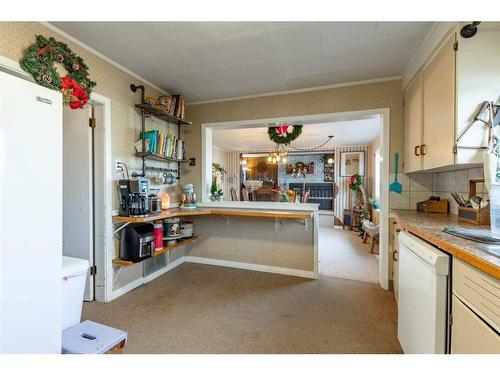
(0, 71), (63, 353)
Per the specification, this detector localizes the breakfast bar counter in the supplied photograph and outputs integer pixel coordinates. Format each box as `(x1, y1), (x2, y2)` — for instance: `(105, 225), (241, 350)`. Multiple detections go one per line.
(392, 209), (500, 279)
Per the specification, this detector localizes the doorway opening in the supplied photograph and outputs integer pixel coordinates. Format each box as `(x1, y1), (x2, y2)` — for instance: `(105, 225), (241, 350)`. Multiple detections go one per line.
(62, 93), (112, 302)
(202, 109), (390, 289)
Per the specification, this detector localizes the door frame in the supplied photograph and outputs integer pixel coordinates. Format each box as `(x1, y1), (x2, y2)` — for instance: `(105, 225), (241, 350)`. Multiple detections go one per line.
(0, 54), (113, 301)
(201, 108), (391, 289)
(89, 92), (113, 302)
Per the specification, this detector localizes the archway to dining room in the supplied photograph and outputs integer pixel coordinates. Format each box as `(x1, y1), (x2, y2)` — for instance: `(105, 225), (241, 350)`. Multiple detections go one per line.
(201, 108), (390, 289)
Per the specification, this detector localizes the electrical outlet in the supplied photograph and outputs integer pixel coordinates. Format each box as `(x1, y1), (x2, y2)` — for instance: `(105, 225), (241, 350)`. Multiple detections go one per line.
(114, 159), (122, 171)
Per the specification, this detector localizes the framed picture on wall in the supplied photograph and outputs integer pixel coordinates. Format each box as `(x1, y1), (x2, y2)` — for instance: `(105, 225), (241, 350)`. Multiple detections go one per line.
(340, 151), (365, 177)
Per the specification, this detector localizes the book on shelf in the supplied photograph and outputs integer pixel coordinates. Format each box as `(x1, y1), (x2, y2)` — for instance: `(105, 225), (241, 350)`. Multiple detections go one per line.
(144, 94), (186, 120)
(138, 130), (185, 160)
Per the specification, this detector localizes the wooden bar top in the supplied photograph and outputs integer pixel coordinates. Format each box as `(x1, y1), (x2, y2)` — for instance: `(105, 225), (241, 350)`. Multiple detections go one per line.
(392, 209), (500, 279)
(112, 207), (313, 223)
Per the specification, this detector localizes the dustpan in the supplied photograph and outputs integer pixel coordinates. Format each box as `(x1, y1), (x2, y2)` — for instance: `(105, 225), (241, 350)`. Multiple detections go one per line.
(389, 152), (402, 194)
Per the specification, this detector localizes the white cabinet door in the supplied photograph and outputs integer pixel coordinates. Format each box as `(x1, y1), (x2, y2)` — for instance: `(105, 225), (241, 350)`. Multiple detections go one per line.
(404, 73), (423, 173)
(451, 295), (500, 354)
(422, 33), (456, 170)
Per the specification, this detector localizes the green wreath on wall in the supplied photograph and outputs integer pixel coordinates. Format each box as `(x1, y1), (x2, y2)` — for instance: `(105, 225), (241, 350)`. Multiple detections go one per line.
(268, 124), (303, 145)
(20, 35), (96, 109)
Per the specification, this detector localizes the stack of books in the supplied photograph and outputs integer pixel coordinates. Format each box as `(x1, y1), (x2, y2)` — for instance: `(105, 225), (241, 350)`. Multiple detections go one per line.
(137, 130), (185, 160)
(144, 94), (186, 120)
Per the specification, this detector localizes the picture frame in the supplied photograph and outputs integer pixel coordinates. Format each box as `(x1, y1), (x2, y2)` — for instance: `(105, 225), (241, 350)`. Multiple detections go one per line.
(340, 151), (365, 177)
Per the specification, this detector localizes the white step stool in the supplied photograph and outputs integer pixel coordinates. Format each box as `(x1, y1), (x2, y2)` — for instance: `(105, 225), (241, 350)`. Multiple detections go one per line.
(62, 320), (127, 354)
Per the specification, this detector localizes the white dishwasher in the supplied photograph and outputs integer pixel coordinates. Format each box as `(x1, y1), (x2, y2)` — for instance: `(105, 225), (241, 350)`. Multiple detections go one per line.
(397, 232), (450, 354)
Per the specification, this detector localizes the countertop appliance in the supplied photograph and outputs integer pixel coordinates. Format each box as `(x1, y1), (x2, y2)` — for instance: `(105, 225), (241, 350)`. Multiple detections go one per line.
(119, 178), (150, 217)
(120, 223), (154, 263)
(0, 71), (63, 353)
(397, 232), (451, 354)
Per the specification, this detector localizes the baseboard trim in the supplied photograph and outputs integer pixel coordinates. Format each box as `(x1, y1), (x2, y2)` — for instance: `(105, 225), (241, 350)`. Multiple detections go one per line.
(185, 256), (317, 279)
(111, 256), (187, 300)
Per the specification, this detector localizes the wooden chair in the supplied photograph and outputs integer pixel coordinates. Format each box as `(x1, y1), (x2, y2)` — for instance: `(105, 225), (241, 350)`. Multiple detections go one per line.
(252, 186), (279, 202)
(302, 189), (310, 203)
(286, 189), (296, 202)
(361, 219), (380, 254)
(230, 187), (238, 201)
(240, 188), (249, 201)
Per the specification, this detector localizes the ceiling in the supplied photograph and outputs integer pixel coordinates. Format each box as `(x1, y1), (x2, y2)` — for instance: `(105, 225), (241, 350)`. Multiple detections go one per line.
(212, 118), (380, 151)
(50, 22), (433, 102)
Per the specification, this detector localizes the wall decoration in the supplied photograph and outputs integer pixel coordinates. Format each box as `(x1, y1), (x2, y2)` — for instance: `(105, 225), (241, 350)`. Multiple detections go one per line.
(340, 151), (365, 177)
(323, 154), (335, 182)
(268, 124), (303, 145)
(20, 35), (96, 109)
(285, 161), (315, 178)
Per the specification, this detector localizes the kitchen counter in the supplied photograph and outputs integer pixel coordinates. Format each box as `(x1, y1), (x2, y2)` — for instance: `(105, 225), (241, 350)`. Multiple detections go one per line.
(392, 210), (500, 279)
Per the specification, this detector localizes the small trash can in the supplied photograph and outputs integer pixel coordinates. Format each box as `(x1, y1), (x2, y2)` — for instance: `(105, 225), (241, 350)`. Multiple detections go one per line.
(62, 320), (127, 354)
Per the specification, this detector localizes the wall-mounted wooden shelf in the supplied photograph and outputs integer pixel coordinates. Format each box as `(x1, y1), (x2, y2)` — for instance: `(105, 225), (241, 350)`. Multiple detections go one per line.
(112, 236), (199, 267)
(135, 152), (190, 164)
(135, 103), (191, 125)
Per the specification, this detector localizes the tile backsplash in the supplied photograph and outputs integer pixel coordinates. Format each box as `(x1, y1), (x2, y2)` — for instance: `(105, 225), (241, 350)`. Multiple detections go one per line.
(393, 167), (485, 214)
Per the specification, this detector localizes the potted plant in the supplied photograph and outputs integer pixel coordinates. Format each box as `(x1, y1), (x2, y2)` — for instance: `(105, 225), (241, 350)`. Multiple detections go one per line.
(369, 196), (380, 209)
(210, 163), (226, 201)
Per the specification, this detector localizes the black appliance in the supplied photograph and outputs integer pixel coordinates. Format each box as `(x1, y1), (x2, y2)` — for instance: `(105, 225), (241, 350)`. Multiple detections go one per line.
(120, 223), (154, 263)
(119, 178), (150, 217)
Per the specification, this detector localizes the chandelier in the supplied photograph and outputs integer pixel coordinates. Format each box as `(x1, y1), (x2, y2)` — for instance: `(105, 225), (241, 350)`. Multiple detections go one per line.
(267, 144), (288, 164)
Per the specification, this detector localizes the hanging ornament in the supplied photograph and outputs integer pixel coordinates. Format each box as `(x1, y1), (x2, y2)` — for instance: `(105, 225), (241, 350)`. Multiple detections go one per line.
(268, 124), (303, 145)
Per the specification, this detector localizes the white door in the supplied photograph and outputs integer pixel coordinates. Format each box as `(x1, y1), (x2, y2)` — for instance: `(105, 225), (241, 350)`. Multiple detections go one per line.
(0, 72), (62, 353)
(63, 106), (94, 301)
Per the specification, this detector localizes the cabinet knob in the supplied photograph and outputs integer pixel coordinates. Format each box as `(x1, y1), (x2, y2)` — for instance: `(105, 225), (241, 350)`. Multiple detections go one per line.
(414, 145), (420, 156)
(421, 144), (427, 155)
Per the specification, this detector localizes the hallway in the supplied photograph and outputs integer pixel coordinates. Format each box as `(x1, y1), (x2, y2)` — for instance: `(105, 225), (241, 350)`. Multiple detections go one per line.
(319, 227), (379, 283)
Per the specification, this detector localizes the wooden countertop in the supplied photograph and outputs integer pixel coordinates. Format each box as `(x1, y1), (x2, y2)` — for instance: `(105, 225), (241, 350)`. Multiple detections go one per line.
(392, 209), (500, 279)
(112, 207), (313, 223)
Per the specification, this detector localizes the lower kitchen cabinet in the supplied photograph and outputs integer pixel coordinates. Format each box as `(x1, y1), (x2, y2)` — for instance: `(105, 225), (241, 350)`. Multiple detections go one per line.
(451, 258), (500, 354)
(451, 295), (500, 354)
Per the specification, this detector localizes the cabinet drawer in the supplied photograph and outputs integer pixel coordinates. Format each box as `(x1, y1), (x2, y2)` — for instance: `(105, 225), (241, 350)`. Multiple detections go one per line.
(453, 258), (500, 331)
(451, 295), (500, 354)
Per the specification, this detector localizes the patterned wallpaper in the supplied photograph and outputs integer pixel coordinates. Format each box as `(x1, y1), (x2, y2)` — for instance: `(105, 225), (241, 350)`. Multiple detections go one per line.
(184, 79), (404, 207)
(278, 154), (326, 186)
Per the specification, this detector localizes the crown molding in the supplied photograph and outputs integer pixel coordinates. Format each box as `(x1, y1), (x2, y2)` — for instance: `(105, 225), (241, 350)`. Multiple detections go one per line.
(187, 76), (401, 106)
(40, 22), (168, 95)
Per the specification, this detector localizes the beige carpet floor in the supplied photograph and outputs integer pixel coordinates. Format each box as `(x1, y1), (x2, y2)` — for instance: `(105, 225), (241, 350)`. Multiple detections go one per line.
(319, 227), (379, 283)
(83, 263), (401, 354)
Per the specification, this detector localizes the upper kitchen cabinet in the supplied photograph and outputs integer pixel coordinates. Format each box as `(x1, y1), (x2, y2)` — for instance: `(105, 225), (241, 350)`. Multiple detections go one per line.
(404, 22), (500, 172)
(404, 72), (423, 173)
(422, 33), (456, 170)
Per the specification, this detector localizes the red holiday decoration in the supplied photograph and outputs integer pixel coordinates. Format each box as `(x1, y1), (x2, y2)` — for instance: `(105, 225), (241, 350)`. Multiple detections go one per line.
(276, 125), (290, 135)
(60, 76), (89, 109)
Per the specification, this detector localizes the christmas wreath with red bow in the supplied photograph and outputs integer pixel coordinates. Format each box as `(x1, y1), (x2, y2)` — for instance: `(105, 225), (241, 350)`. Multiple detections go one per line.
(268, 124), (303, 145)
(20, 35), (96, 109)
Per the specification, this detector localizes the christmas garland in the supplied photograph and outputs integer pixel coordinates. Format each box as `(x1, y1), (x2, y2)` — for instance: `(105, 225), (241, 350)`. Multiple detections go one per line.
(268, 124), (303, 145)
(20, 35), (96, 109)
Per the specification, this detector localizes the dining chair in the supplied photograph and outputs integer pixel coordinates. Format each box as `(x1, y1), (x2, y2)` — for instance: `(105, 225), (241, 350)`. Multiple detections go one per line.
(240, 188), (249, 201)
(230, 187), (238, 201)
(252, 187), (279, 202)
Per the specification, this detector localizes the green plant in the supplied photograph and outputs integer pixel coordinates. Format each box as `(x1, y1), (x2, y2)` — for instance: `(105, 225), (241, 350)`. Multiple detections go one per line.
(368, 197), (380, 208)
(212, 163), (227, 175)
(210, 178), (223, 201)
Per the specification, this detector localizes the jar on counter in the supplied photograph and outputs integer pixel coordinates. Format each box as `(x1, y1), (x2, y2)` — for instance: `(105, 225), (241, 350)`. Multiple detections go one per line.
(153, 221), (163, 251)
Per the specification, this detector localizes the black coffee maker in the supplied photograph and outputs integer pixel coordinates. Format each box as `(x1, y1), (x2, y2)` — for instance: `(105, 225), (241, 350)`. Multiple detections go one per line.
(119, 178), (150, 217)
(120, 223), (154, 262)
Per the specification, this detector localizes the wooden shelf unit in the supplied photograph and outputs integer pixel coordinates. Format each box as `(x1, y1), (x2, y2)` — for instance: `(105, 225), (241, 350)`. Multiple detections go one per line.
(112, 236), (199, 267)
(135, 103), (191, 125)
(135, 152), (190, 164)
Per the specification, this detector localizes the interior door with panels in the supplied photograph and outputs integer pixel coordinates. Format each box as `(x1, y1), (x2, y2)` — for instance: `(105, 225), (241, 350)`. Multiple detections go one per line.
(404, 72), (423, 173)
(422, 33), (457, 170)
